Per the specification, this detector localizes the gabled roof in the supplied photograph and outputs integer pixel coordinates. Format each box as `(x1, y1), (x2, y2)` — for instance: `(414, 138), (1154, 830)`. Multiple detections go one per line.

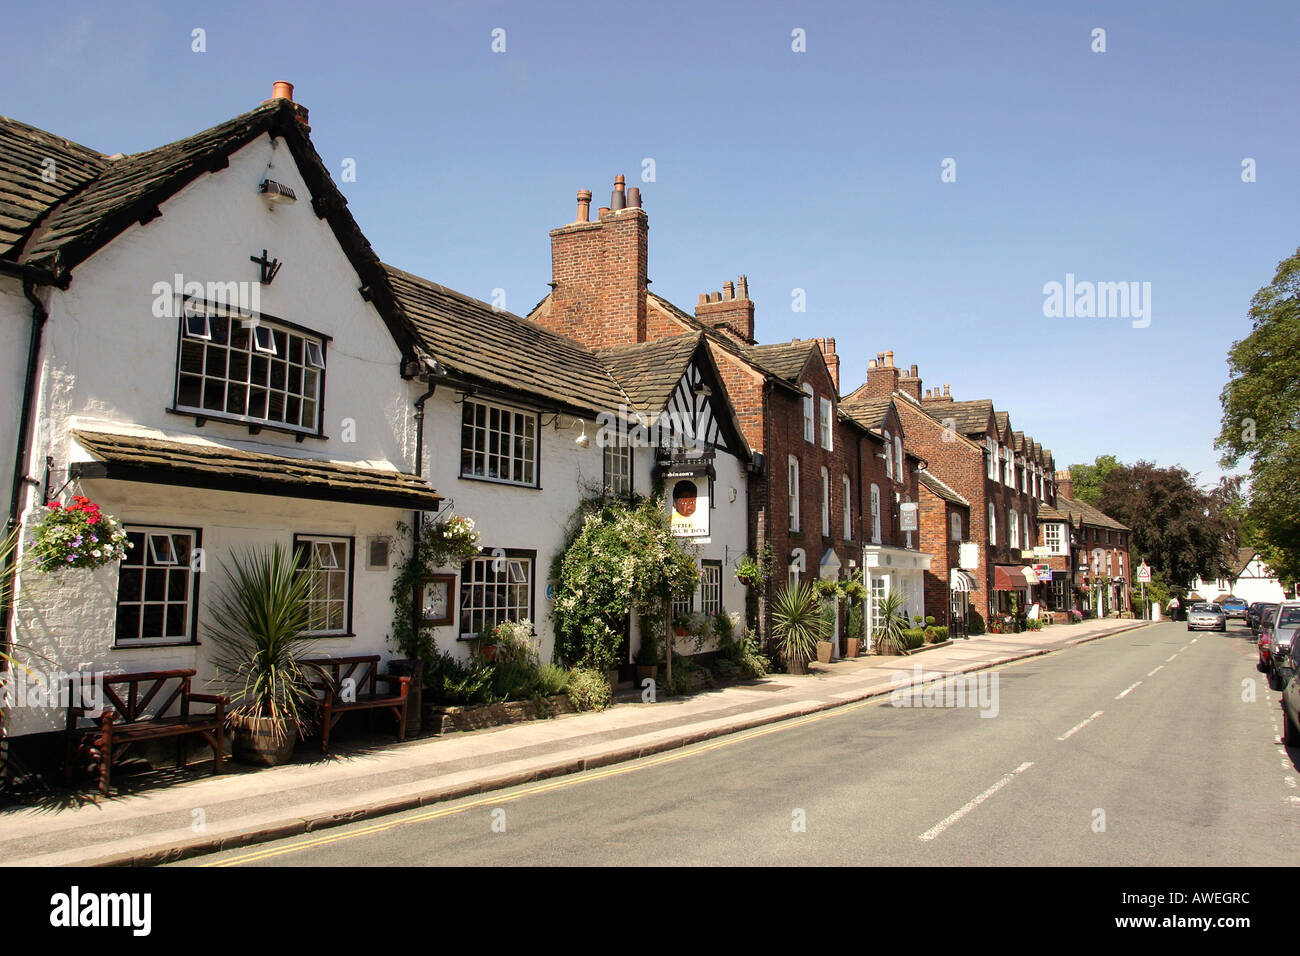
(745, 340), (818, 383)
(383, 264), (628, 416)
(1235, 546), (1261, 577)
(922, 398), (995, 436)
(918, 470), (970, 508)
(1012, 430), (1025, 452)
(995, 411), (1011, 441)
(644, 292), (807, 395)
(594, 334), (702, 416)
(0, 116), (107, 260)
(2, 101), (422, 362)
(1054, 494), (1129, 532)
(840, 393), (895, 434)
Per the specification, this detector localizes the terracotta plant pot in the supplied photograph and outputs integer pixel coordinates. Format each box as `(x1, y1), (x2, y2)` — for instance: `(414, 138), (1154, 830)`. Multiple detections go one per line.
(816, 640), (833, 664)
(230, 715), (297, 766)
(605, 668), (620, 689)
(846, 637), (861, 658)
(636, 664), (658, 683)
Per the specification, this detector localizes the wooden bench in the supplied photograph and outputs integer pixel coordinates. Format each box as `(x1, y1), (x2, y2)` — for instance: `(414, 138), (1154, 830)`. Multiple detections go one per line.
(64, 669), (228, 794)
(304, 655), (411, 753)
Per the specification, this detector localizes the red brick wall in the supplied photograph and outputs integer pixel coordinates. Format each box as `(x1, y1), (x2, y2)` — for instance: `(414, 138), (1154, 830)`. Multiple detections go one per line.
(540, 207), (649, 349)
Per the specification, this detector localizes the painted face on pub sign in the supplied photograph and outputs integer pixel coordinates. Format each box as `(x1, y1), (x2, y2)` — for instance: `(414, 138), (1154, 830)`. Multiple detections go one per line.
(673, 480), (698, 518)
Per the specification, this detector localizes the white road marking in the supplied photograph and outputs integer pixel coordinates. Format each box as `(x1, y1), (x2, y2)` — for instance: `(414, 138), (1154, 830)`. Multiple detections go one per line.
(1116, 681), (1142, 699)
(1058, 711), (1105, 740)
(919, 762), (1034, 841)
(1285, 776), (1296, 789)
(1166, 655), (1178, 662)
(1290, 795), (1300, 806)
(1190, 638), (1198, 644)
(1179, 644), (1189, 651)
(1147, 665), (1164, 677)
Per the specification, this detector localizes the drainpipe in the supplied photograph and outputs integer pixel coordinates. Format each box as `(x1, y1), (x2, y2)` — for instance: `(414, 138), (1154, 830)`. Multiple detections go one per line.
(2, 276), (51, 650)
(411, 377), (439, 644)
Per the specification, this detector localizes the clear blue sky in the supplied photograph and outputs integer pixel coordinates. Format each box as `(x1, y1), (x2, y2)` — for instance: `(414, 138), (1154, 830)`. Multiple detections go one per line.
(5, 0), (1297, 486)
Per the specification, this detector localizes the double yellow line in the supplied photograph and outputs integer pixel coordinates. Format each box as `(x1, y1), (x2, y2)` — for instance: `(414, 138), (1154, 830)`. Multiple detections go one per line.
(203, 695), (885, 866)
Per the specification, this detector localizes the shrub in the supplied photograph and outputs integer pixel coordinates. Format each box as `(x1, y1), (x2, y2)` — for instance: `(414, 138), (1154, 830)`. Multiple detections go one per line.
(969, 612), (986, 636)
(566, 667), (612, 711)
(927, 626), (949, 643)
(1025, 618), (1044, 631)
(717, 627), (770, 681)
(1068, 609), (1083, 624)
(661, 653), (715, 696)
(901, 627), (927, 650)
(424, 650), (494, 705)
(488, 658), (541, 702)
(536, 663), (570, 696)
(771, 583), (829, 672)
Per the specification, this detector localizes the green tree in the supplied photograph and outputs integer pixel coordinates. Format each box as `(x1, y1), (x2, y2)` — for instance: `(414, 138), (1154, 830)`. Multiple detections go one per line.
(1067, 454), (1121, 506)
(1094, 461), (1233, 588)
(1216, 247), (1300, 584)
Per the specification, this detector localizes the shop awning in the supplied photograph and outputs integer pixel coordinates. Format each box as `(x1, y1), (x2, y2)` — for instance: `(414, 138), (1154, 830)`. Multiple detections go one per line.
(69, 430), (443, 511)
(950, 569), (979, 592)
(993, 565), (1038, 591)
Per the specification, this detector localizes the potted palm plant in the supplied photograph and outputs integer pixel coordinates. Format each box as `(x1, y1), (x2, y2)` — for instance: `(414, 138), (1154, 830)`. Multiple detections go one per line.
(872, 591), (910, 656)
(771, 583), (828, 675)
(209, 543), (323, 766)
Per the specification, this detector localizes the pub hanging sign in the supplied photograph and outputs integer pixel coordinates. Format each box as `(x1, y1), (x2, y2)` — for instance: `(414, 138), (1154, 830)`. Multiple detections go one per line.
(663, 460), (711, 539)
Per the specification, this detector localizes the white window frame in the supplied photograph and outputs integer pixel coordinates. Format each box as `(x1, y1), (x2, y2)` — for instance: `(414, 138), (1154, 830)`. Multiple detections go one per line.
(842, 474), (852, 540)
(115, 526), (198, 645)
(894, 434), (903, 480)
(459, 551), (533, 637)
(700, 561), (723, 616)
(461, 398), (539, 487)
(788, 455), (801, 532)
(820, 397), (833, 450)
(870, 483), (882, 544)
(1045, 522), (1063, 555)
(987, 437), (997, 480)
(1023, 512), (1030, 551)
(175, 301), (326, 434)
(603, 437), (632, 495)
(296, 534), (352, 636)
(950, 512), (962, 542)
(988, 503), (997, 546)
(1009, 508), (1019, 549)
(821, 466), (830, 537)
(884, 431), (893, 480)
(802, 384), (815, 443)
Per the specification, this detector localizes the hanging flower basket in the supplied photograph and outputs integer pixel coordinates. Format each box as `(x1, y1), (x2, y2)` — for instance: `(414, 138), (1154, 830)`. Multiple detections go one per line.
(28, 496), (131, 573)
(423, 514), (481, 568)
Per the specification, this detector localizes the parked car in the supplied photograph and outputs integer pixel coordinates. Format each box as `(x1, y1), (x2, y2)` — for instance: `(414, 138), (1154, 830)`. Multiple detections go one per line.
(1259, 606), (1280, 671)
(1219, 597), (1249, 621)
(1187, 603), (1226, 632)
(1266, 602), (1300, 691)
(1249, 602), (1278, 637)
(1281, 639), (1300, 747)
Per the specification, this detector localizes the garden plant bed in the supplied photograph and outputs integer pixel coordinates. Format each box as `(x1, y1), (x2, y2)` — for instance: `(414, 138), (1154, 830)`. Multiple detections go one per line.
(426, 694), (575, 734)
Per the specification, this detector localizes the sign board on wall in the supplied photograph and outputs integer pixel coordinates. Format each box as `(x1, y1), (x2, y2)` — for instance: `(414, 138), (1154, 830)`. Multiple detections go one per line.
(958, 542), (979, 570)
(899, 502), (919, 532)
(667, 472), (710, 538)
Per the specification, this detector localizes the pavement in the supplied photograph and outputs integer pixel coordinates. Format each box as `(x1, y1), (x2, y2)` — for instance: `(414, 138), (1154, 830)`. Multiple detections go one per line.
(0, 617), (1148, 866)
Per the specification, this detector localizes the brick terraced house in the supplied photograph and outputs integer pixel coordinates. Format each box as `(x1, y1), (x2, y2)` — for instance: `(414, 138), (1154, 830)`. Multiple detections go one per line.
(529, 182), (931, 652)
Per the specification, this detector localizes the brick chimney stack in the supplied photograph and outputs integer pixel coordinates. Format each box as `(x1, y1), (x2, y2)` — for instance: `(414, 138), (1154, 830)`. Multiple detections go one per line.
(922, 383), (953, 404)
(695, 274), (755, 345)
(1055, 469), (1074, 501)
(539, 175), (649, 348)
(863, 350), (900, 397)
(814, 337), (840, 391)
(898, 362), (922, 402)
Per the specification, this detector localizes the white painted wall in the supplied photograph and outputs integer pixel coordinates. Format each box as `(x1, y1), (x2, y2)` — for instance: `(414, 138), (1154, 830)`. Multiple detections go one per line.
(6, 132), (420, 737)
(0, 278), (34, 518)
(417, 388), (750, 666)
(10, 487), (405, 736)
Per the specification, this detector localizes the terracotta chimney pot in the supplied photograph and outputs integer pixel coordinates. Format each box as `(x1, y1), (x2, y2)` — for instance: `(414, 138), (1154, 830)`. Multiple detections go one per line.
(576, 189), (592, 223)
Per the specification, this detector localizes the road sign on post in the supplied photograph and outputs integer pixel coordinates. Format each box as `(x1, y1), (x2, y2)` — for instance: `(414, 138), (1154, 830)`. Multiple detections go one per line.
(1136, 562), (1152, 583)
